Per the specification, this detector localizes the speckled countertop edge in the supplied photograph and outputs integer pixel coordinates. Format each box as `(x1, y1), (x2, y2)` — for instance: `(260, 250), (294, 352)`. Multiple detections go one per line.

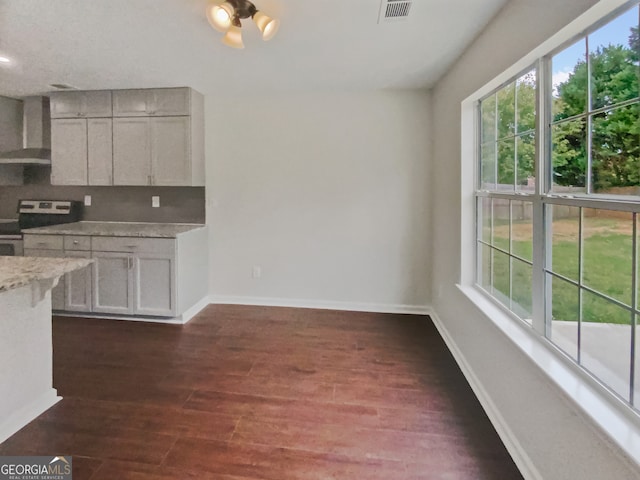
(0, 257), (93, 293)
(21, 221), (206, 238)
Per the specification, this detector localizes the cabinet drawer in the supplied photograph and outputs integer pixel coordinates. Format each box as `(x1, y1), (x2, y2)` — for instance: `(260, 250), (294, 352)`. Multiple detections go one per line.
(23, 235), (64, 250)
(64, 235), (91, 251)
(91, 236), (175, 254)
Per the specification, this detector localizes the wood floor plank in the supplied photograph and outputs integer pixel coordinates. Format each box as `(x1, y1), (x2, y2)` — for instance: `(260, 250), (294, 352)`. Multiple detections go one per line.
(231, 417), (498, 464)
(184, 390), (381, 427)
(90, 460), (261, 480)
(35, 397), (239, 441)
(0, 305), (522, 479)
(0, 421), (176, 465)
(164, 437), (408, 480)
(71, 456), (103, 480)
(161, 370), (335, 402)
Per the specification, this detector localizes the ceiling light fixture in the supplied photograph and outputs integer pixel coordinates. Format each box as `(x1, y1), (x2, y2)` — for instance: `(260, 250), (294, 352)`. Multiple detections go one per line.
(206, 0), (280, 49)
(0, 56), (11, 64)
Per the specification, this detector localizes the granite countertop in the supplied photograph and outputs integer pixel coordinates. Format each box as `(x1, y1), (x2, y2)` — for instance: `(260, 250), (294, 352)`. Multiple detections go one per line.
(0, 256), (93, 293)
(22, 221), (205, 238)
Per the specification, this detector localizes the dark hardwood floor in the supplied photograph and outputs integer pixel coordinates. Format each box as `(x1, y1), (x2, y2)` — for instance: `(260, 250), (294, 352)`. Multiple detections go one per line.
(0, 305), (523, 479)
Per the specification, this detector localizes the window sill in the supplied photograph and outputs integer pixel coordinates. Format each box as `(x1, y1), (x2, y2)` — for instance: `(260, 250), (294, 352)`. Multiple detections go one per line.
(457, 283), (640, 468)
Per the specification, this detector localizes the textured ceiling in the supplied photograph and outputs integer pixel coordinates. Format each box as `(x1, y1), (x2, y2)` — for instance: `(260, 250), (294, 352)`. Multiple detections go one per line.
(0, 0), (507, 98)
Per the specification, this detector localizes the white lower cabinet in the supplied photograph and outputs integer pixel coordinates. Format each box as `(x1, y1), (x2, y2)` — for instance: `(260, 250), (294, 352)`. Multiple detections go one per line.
(134, 253), (175, 317)
(24, 228), (207, 320)
(93, 245), (175, 317)
(92, 252), (134, 315)
(65, 250), (92, 312)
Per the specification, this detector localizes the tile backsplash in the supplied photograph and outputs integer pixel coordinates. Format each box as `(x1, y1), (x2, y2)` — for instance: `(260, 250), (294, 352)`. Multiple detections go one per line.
(0, 184), (205, 224)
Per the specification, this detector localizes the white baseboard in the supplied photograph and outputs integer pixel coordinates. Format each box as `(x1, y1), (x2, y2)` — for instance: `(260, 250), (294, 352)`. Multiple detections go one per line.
(427, 308), (542, 480)
(56, 311), (186, 325)
(210, 295), (430, 315)
(180, 296), (210, 323)
(0, 388), (61, 445)
(54, 295), (210, 325)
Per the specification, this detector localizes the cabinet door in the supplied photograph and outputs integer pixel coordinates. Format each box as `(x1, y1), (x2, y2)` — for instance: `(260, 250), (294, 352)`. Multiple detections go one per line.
(112, 90), (150, 117)
(50, 92), (84, 118)
(134, 252), (175, 317)
(64, 250), (92, 312)
(92, 252), (134, 314)
(87, 118), (113, 185)
(83, 91), (112, 117)
(152, 88), (190, 116)
(51, 119), (88, 185)
(113, 117), (151, 185)
(151, 117), (191, 186)
(23, 248), (66, 310)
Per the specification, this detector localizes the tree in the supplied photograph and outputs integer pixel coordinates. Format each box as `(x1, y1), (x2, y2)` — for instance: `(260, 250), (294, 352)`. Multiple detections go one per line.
(481, 72), (536, 188)
(553, 38), (640, 191)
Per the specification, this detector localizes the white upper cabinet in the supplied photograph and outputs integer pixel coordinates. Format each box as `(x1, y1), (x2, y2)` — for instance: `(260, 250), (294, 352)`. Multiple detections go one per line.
(50, 91), (112, 118)
(51, 119), (88, 185)
(112, 88), (191, 117)
(49, 87), (204, 186)
(113, 116), (192, 186)
(51, 117), (113, 186)
(87, 118), (113, 186)
(151, 116), (191, 186)
(113, 117), (152, 185)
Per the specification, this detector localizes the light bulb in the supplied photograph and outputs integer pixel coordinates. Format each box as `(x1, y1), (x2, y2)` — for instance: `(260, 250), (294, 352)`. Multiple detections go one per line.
(214, 8), (230, 24)
(253, 11), (280, 41)
(0, 56), (11, 64)
(206, 1), (234, 32)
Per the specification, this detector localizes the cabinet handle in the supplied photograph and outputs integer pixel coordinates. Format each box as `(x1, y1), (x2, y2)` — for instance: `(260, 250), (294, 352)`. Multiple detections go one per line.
(73, 240), (79, 245)
(126, 245), (137, 249)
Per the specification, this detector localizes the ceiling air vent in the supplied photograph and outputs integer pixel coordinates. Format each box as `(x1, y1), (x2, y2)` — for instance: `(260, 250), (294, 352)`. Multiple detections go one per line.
(378, 0), (412, 23)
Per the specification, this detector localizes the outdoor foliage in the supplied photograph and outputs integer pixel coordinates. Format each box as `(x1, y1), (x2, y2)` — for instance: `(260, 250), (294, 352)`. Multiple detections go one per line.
(482, 26), (640, 192)
(553, 35), (640, 191)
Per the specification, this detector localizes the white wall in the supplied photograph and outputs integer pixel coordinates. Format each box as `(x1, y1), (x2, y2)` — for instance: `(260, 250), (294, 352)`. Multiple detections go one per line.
(206, 90), (431, 312)
(431, 0), (640, 479)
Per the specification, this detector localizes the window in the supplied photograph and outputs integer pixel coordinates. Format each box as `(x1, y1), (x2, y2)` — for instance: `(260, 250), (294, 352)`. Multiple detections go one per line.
(476, 3), (640, 409)
(478, 70), (537, 325)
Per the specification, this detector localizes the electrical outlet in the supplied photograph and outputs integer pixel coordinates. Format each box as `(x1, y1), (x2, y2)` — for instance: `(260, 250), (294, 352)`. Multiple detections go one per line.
(252, 266), (261, 278)
(152, 196), (160, 208)
(84, 195), (91, 206)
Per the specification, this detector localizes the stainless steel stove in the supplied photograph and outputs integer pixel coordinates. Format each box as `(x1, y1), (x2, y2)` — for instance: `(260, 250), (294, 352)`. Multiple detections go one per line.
(0, 200), (83, 256)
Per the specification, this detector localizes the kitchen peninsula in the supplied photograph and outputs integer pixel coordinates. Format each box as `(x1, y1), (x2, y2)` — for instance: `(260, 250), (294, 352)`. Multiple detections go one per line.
(0, 256), (92, 443)
(22, 221), (208, 322)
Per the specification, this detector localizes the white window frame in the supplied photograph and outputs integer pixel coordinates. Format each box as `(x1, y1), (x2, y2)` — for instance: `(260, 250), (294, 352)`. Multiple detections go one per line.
(459, 0), (640, 467)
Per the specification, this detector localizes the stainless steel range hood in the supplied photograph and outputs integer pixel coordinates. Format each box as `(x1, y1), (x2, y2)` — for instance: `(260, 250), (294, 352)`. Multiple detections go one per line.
(0, 96), (51, 166)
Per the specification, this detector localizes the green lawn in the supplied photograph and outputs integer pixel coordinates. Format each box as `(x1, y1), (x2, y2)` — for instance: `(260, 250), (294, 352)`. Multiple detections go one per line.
(487, 218), (636, 325)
